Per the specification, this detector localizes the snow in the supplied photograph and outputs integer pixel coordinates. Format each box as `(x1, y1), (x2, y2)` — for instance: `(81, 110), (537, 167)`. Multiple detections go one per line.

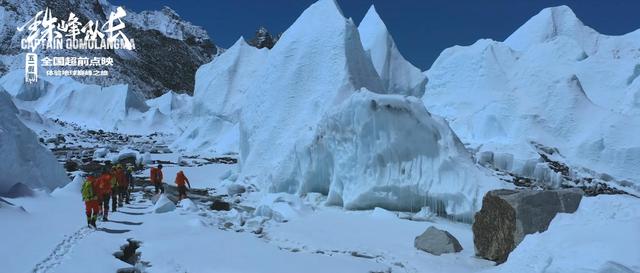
(0, 2), (637, 272)
(358, 5), (427, 97)
(126, 6), (211, 42)
(0, 70), (192, 134)
(238, 0), (382, 186)
(0, 90), (69, 194)
(109, 148), (143, 165)
(158, 160), (236, 189)
(178, 198), (199, 212)
(144, 91), (194, 131)
(504, 6), (640, 115)
(424, 6), (640, 186)
(172, 38), (268, 155)
(93, 148), (109, 159)
(272, 90), (505, 220)
(167, 0), (506, 218)
(153, 194), (176, 213)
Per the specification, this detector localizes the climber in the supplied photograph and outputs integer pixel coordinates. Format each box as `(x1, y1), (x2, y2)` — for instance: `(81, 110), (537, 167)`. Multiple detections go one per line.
(81, 174), (99, 228)
(125, 165), (135, 204)
(109, 166), (119, 212)
(174, 170), (191, 201)
(96, 167), (113, 221)
(150, 164), (164, 194)
(115, 165), (127, 207)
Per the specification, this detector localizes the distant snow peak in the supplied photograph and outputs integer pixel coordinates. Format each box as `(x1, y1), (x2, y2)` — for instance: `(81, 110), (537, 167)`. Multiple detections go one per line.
(505, 5), (599, 54)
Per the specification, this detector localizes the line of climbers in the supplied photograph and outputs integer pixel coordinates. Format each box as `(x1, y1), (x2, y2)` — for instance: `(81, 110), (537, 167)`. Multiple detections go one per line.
(81, 164), (134, 228)
(81, 163), (191, 228)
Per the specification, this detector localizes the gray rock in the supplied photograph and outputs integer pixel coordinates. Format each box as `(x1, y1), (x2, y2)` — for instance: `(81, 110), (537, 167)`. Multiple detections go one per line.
(414, 226), (463, 255)
(473, 188), (583, 264)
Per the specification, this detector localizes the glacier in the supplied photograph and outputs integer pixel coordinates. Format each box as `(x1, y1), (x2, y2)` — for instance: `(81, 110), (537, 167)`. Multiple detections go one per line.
(424, 6), (640, 188)
(0, 89), (69, 194)
(170, 0), (508, 218)
(233, 0), (505, 219)
(0, 70), (192, 134)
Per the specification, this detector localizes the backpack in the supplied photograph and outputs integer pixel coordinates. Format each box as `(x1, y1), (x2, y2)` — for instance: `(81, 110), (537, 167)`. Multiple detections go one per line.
(81, 180), (95, 201)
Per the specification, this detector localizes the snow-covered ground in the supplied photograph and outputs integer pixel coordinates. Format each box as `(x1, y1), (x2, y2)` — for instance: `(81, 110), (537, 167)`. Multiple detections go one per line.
(3, 175), (638, 273)
(1, 0), (639, 272)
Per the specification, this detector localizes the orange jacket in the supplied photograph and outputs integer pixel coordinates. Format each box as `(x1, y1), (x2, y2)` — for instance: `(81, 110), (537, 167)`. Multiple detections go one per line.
(150, 167), (163, 184)
(96, 174), (113, 195)
(175, 171), (190, 187)
(116, 169), (127, 186)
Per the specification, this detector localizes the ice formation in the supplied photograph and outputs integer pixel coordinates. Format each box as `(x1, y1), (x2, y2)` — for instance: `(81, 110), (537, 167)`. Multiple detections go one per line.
(358, 5), (427, 97)
(424, 6), (640, 185)
(173, 38), (268, 154)
(235, 0), (504, 219)
(0, 90), (69, 194)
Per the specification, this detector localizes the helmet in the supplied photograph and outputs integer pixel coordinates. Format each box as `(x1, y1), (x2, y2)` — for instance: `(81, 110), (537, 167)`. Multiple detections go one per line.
(158, 164), (163, 169)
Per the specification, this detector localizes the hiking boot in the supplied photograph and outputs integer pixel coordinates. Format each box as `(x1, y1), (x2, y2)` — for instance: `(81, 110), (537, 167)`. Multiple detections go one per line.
(90, 219), (97, 228)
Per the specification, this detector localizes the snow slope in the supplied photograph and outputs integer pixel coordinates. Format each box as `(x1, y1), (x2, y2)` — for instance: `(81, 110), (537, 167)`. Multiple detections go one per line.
(0, 70), (187, 134)
(0, 90), (68, 194)
(358, 5), (427, 97)
(172, 38), (268, 154)
(504, 5), (640, 115)
(423, 6), (640, 186)
(145, 91), (194, 132)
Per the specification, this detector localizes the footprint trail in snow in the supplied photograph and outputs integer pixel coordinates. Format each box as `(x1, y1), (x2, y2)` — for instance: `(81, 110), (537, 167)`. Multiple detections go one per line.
(31, 227), (95, 273)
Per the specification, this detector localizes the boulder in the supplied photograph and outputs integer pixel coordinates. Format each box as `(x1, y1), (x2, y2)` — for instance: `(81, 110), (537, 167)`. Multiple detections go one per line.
(210, 200), (231, 211)
(414, 226), (463, 255)
(153, 194), (176, 213)
(473, 188), (583, 264)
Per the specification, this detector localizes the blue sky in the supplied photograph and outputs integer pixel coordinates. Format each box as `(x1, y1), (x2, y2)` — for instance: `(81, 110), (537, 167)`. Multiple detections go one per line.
(112, 0), (640, 70)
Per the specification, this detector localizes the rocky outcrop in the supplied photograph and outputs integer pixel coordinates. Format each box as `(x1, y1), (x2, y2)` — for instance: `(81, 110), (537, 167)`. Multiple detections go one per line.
(414, 226), (463, 255)
(247, 27), (280, 49)
(473, 188), (583, 264)
(0, 0), (217, 97)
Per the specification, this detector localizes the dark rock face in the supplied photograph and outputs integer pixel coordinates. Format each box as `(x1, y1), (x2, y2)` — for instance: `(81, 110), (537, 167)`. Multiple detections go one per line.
(414, 226), (463, 255)
(0, 0), (216, 97)
(473, 188), (583, 264)
(247, 27), (280, 49)
(210, 200), (231, 211)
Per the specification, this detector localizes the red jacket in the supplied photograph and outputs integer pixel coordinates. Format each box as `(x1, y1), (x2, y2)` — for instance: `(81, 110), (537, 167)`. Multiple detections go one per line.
(150, 167), (163, 184)
(175, 171), (190, 187)
(96, 174), (113, 195)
